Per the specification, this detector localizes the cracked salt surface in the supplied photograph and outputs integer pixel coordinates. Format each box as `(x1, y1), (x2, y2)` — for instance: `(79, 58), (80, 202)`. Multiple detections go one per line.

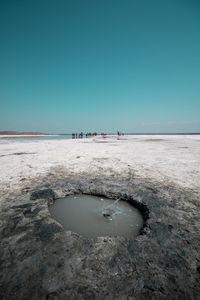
(0, 135), (200, 196)
(0, 135), (200, 300)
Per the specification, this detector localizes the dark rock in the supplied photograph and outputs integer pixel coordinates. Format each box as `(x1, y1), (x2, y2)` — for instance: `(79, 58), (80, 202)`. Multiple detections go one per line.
(30, 189), (56, 201)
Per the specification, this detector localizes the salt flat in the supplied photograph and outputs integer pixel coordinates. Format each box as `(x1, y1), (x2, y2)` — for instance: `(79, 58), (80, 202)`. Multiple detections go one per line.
(0, 135), (200, 196)
(1, 135), (200, 299)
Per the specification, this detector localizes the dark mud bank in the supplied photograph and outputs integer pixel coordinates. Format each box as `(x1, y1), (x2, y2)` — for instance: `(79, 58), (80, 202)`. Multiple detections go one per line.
(0, 176), (200, 300)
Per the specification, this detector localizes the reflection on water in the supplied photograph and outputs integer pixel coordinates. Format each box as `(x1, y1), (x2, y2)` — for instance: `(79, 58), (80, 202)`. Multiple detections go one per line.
(49, 194), (144, 238)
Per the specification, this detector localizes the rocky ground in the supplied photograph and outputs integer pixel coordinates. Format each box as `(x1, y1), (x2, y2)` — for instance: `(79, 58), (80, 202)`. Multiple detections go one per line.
(0, 135), (200, 299)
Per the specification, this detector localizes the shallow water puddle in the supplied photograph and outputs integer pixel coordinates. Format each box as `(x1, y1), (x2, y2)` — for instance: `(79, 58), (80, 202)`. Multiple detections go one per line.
(49, 194), (144, 238)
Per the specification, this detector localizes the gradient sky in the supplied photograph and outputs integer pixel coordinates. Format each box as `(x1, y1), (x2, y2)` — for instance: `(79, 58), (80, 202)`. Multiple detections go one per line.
(0, 0), (200, 133)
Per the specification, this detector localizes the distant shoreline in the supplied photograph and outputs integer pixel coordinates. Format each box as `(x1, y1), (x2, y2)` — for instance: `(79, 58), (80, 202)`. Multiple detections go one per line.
(0, 135), (59, 138)
(0, 131), (49, 136)
(0, 131), (199, 136)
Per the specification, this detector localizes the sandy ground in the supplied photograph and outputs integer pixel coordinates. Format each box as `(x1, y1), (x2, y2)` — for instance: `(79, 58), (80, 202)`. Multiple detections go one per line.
(0, 135), (200, 196)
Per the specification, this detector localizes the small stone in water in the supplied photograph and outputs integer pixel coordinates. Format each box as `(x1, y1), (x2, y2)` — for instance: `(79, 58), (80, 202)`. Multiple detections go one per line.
(103, 211), (111, 217)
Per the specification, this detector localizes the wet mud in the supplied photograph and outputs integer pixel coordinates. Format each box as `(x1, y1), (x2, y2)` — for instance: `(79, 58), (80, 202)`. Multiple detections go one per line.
(0, 174), (200, 299)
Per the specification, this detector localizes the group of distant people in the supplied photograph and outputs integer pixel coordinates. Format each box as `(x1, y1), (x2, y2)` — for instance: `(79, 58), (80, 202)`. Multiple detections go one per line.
(72, 132), (97, 139)
(117, 131), (124, 136)
(71, 132), (124, 139)
(72, 132), (83, 138)
(86, 132), (97, 138)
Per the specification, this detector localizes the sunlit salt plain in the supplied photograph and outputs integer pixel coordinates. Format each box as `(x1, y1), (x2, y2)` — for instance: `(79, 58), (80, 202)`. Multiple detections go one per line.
(0, 135), (200, 196)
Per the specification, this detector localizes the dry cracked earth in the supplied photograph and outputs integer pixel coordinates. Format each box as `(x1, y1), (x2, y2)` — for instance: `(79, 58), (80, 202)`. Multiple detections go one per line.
(0, 171), (200, 300)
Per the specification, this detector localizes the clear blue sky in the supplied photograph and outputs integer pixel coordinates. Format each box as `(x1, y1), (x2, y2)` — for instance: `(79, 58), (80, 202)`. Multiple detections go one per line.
(0, 0), (200, 133)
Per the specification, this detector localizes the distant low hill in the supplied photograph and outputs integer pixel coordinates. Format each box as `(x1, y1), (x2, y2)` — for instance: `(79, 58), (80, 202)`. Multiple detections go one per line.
(0, 131), (49, 135)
